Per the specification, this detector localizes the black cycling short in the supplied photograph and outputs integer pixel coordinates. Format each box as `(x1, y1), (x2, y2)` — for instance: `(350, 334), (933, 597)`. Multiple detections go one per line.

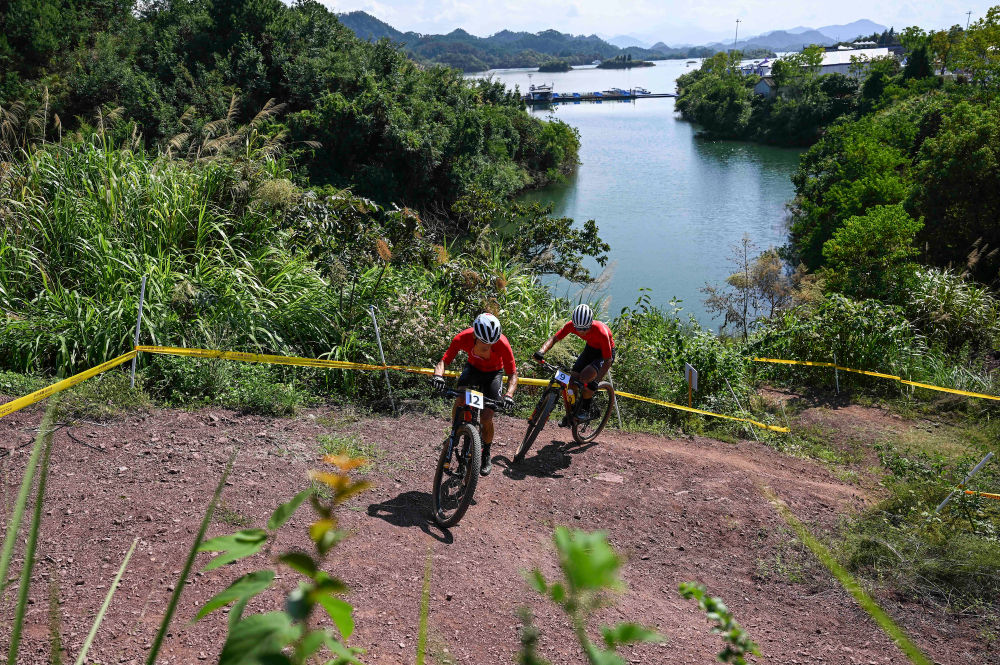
(456, 363), (503, 406)
(572, 344), (616, 375)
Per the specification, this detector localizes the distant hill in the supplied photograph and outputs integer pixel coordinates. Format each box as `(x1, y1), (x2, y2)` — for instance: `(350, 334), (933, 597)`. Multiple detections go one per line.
(337, 11), (677, 71)
(606, 35), (651, 49)
(338, 11), (404, 42)
(654, 18), (887, 55)
(736, 29), (836, 52)
(816, 19), (887, 41)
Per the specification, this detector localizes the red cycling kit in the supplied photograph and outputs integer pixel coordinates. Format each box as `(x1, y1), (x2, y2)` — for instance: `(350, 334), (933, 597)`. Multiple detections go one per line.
(442, 328), (516, 374)
(441, 328), (516, 402)
(554, 320), (614, 358)
(554, 320), (615, 374)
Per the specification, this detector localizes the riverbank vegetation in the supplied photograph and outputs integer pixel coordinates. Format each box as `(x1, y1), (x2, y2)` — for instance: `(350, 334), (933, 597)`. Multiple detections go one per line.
(596, 55), (655, 69)
(538, 60), (572, 72)
(679, 7), (1000, 626)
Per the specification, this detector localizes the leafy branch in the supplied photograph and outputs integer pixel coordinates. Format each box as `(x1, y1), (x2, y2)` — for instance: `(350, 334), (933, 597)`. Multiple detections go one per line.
(679, 582), (760, 664)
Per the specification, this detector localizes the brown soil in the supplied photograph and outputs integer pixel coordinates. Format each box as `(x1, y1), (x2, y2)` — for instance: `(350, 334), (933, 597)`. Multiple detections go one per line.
(0, 398), (990, 665)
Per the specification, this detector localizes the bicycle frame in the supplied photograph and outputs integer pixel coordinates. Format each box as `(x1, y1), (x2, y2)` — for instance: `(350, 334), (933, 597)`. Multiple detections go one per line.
(537, 362), (587, 422)
(442, 389), (498, 468)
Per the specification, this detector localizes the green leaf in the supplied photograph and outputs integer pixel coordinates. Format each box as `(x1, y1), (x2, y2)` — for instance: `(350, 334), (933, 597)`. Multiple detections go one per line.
(286, 584), (314, 622)
(195, 570), (275, 621)
(198, 530), (268, 571)
(600, 623), (664, 648)
(268, 490), (312, 531)
(317, 594), (355, 640)
(230, 596), (250, 632)
(583, 643), (626, 665)
(219, 612), (301, 665)
(279, 552), (318, 578)
(322, 639), (365, 665)
(526, 568), (547, 594)
(548, 582), (565, 605)
(295, 629), (330, 661)
(552, 527), (622, 593)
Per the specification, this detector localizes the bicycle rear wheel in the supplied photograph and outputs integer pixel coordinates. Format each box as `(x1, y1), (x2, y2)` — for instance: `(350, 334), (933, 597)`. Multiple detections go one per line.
(572, 382), (614, 444)
(515, 390), (558, 463)
(432, 423), (482, 528)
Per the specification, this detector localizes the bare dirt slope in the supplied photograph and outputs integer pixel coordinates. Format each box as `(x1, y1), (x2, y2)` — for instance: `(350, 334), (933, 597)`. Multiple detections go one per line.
(0, 401), (988, 664)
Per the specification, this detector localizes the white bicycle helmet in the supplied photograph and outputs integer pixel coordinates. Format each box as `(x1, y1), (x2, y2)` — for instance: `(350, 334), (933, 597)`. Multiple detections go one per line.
(473, 313), (502, 344)
(572, 304), (594, 330)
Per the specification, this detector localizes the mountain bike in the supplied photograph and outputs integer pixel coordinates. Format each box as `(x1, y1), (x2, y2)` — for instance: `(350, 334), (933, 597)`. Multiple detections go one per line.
(514, 358), (615, 463)
(431, 387), (504, 527)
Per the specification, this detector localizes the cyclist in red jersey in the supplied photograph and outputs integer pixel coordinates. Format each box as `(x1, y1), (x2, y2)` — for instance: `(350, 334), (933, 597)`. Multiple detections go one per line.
(533, 304), (614, 422)
(432, 313), (518, 476)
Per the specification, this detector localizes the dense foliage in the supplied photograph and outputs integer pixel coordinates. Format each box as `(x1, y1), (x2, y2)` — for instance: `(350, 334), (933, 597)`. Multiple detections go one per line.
(0, 0), (580, 209)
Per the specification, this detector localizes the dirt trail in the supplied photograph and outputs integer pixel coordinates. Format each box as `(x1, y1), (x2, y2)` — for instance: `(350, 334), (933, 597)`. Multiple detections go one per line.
(0, 402), (988, 664)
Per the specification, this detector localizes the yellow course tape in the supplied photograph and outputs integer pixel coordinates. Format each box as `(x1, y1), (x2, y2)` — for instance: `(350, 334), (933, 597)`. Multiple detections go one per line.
(753, 357), (1000, 402)
(0, 351), (138, 419)
(964, 489), (1000, 502)
(140, 345), (785, 432)
(615, 390), (789, 432)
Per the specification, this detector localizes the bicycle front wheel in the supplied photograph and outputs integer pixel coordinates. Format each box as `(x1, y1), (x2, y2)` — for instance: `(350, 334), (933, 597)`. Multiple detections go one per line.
(572, 382), (614, 444)
(432, 423), (482, 528)
(515, 390), (558, 463)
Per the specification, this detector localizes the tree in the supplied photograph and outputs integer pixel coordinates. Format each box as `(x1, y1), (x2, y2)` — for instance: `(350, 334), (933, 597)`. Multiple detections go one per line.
(903, 45), (933, 79)
(900, 26), (928, 51)
(702, 237), (818, 339)
(954, 6), (1000, 88)
(821, 204), (923, 301)
(907, 101), (1000, 281)
(929, 25), (964, 75)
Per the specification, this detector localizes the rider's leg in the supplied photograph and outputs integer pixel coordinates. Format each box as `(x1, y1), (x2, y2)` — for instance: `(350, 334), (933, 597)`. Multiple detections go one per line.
(481, 408), (495, 444)
(480, 371), (502, 476)
(579, 365), (598, 399)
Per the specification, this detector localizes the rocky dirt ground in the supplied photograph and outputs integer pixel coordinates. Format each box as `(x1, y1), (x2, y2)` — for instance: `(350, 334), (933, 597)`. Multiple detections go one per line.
(0, 394), (991, 664)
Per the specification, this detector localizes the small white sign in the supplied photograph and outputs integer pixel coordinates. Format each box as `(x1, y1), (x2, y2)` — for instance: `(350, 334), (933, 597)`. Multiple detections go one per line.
(554, 370), (572, 386)
(685, 363), (698, 391)
(465, 389), (485, 410)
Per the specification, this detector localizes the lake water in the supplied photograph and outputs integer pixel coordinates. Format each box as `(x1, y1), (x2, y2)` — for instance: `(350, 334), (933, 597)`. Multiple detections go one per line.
(477, 61), (802, 328)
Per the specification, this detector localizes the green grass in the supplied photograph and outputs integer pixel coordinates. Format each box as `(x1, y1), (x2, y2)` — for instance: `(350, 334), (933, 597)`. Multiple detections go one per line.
(215, 503), (254, 528)
(318, 434), (382, 472)
(54, 370), (151, 422)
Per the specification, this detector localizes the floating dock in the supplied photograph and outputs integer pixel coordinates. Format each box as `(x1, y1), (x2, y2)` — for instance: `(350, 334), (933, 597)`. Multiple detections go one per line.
(522, 86), (677, 105)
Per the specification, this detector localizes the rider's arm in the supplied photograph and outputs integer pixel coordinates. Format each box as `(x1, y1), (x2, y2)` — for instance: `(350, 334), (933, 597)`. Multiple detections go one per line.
(501, 341), (518, 397)
(435, 331), (466, 377)
(505, 370), (519, 398)
(538, 322), (573, 354)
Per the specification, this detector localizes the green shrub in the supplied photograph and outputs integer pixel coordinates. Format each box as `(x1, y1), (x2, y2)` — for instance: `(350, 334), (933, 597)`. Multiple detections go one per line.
(54, 370), (151, 422)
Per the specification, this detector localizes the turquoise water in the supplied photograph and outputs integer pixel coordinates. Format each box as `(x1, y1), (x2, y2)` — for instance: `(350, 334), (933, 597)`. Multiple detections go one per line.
(480, 62), (802, 328)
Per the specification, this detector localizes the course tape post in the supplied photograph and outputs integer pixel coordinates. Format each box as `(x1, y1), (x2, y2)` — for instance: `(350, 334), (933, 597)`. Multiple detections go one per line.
(0, 351), (138, 420)
(139, 345), (787, 433)
(753, 357), (1000, 402)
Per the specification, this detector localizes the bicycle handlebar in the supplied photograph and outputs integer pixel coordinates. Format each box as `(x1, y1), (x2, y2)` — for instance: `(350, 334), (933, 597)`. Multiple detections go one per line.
(435, 387), (509, 412)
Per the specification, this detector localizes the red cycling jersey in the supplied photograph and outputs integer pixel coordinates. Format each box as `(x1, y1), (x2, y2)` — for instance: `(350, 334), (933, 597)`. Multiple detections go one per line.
(441, 328), (516, 375)
(554, 320), (615, 359)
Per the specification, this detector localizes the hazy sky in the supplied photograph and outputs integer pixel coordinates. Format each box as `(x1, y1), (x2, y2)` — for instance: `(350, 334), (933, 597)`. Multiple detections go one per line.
(320, 0), (996, 44)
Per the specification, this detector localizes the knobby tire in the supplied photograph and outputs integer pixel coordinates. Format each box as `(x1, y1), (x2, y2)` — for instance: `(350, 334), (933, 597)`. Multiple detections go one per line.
(515, 390), (558, 463)
(432, 423), (481, 528)
(572, 382), (614, 444)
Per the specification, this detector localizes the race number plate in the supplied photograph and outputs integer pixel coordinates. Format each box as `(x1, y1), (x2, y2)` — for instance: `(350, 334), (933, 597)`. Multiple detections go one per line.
(465, 389), (485, 410)
(554, 370), (571, 386)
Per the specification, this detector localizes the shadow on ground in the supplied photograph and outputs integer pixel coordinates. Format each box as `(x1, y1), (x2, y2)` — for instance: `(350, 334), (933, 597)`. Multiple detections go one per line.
(495, 436), (599, 480)
(366, 490), (454, 544)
